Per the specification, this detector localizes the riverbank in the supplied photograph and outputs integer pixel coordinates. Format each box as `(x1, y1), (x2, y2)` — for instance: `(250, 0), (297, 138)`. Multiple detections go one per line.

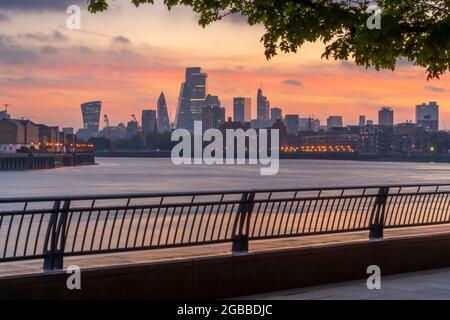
(0, 152), (95, 171)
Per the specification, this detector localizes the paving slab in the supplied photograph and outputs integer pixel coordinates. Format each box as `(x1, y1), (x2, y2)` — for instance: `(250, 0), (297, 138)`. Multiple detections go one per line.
(238, 267), (450, 300)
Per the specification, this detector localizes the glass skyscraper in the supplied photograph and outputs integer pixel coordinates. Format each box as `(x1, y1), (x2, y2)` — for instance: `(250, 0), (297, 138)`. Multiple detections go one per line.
(157, 92), (171, 133)
(81, 101), (102, 135)
(142, 109), (157, 134)
(257, 88), (270, 121)
(233, 97), (251, 123)
(174, 67), (207, 131)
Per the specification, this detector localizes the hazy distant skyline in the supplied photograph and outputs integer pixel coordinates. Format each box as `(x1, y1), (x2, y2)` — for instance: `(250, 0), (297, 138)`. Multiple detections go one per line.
(0, 1), (449, 129)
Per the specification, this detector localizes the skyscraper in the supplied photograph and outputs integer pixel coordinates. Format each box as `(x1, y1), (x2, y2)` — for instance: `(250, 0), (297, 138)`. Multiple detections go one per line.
(359, 115), (366, 127)
(378, 107), (394, 126)
(202, 106), (225, 131)
(174, 67), (207, 131)
(271, 107), (283, 121)
(142, 109), (157, 134)
(233, 97), (251, 123)
(257, 88), (270, 121)
(202, 94), (225, 130)
(206, 94), (220, 109)
(157, 92), (171, 133)
(327, 116), (343, 129)
(416, 101), (439, 131)
(81, 101), (102, 136)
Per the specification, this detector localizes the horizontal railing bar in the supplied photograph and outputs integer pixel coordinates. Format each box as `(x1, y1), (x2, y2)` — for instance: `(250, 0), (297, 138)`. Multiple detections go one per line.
(0, 190), (249, 204)
(61, 201), (244, 212)
(1, 182), (450, 203)
(249, 227), (370, 240)
(0, 209), (57, 216)
(385, 221), (450, 228)
(1, 190), (450, 215)
(63, 239), (233, 256)
(0, 255), (46, 263)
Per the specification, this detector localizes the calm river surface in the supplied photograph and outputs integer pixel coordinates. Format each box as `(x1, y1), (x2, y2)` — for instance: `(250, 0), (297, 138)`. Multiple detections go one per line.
(1, 158), (450, 197)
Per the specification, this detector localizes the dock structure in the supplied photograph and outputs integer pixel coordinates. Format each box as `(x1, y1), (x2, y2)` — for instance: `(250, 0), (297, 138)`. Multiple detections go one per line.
(0, 153), (95, 171)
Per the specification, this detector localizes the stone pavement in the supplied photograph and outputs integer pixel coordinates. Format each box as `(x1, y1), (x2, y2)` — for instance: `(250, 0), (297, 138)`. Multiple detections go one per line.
(238, 267), (450, 300)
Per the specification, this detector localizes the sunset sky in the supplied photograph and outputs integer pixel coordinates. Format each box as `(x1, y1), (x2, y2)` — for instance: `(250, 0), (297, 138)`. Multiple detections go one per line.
(0, 0), (449, 129)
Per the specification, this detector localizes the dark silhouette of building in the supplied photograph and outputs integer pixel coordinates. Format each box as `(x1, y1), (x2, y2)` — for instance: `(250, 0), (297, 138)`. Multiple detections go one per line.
(378, 107), (394, 126)
(327, 116), (343, 129)
(174, 67), (207, 131)
(299, 117), (320, 132)
(0, 110), (10, 120)
(257, 88), (270, 121)
(202, 105), (225, 131)
(271, 107), (283, 121)
(416, 101), (439, 131)
(157, 92), (171, 133)
(359, 115), (366, 127)
(127, 120), (139, 138)
(284, 115), (299, 136)
(233, 97), (251, 123)
(359, 125), (393, 155)
(142, 109), (157, 134)
(80, 101), (102, 138)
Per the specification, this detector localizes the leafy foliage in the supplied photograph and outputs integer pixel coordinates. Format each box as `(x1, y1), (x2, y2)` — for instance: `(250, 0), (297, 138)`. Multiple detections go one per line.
(87, 0), (450, 79)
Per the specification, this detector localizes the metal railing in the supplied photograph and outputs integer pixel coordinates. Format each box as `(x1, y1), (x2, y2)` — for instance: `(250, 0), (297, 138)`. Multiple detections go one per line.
(1, 183), (450, 270)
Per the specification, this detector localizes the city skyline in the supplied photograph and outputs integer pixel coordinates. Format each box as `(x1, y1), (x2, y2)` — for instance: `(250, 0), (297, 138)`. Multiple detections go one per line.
(0, 1), (449, 129)
(3, 66), (445, 134)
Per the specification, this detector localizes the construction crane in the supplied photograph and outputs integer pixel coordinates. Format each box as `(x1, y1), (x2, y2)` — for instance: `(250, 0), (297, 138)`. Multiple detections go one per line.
(2, 103), (10, 112)
(131, 114), (138, 124)
(104, 114), (110, 128)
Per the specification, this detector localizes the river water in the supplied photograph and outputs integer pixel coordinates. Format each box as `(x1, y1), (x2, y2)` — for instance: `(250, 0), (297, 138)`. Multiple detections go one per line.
(1, 158), (450, 197)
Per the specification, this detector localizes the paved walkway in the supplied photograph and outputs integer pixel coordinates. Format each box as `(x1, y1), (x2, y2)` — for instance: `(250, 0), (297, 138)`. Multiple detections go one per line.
(238, 267), (450, 300)
(1, 224), (450, 278)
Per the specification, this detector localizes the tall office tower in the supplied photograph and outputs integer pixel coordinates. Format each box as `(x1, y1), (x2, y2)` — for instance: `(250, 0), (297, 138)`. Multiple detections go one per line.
(271, 107), (283, 121)
(378, 107), (394, 126)
(257, 88), (270, 121)
(127, 120), (139, 138)
(202, 105), (226, 131)
(327, 116), (343, 129)
(174, 83), (188, 130)
(233, 97), (251, 123)
(203, 94), (224, 130)
(206, 94), (221, 108)
(359, 115), (366, 127)
(142, 109), (157, 134)
(416, 101), (439, 131)
(157, 92), (171, 133)
(284, 115), (300, 136)
(174, 67), (207, 131)
(81, 101), (102, 136)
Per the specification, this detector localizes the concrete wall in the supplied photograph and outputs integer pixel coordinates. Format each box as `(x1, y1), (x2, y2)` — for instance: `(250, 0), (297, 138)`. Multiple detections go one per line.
(1, 232), (450, 300)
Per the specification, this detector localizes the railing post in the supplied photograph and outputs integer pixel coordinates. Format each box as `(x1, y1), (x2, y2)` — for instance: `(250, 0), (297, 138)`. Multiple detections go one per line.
(369, 187), (389, 239)
(43, 200), (70, 270)
(232, 191), (255, 253)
